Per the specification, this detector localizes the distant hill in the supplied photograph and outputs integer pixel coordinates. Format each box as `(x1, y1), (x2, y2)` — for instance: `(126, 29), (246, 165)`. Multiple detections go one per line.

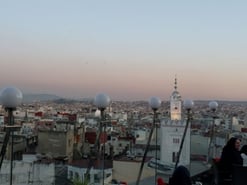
(194, 100), (247, 105)
(23, 93), (61, 103)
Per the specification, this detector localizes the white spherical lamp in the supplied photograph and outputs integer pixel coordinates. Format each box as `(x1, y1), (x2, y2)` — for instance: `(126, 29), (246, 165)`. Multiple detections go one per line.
(0, 87), (23, 108)
(94, 93), (110, 110)
(149, 97), (161, 110)
(183, 99), (194, 110)
(209, 101), (218, 112)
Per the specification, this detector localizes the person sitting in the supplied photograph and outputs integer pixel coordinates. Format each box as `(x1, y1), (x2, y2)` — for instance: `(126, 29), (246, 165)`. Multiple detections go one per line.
(218, 137), (243, 181)
(169, 165), (192, 185)
(240, 144), (247, 166)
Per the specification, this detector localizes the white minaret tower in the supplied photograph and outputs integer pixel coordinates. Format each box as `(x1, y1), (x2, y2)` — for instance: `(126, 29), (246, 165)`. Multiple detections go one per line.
(160, 77), (190, 168)
(170, 77), (182, 121)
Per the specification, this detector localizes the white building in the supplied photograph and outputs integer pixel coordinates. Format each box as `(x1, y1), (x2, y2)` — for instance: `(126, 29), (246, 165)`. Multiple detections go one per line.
(67, 159), (113, 185)
(160, 78), (190, 167)
(0, 160), (55, 185)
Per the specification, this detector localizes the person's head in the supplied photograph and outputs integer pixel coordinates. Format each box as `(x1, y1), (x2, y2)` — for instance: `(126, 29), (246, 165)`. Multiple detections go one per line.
(241, 145), (247, 155)
(226, 137), (241, 151)
(169, 165), (192, 185)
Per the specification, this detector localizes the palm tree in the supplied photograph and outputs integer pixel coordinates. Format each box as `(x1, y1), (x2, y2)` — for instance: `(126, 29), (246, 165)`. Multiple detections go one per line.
(73, 177), (91, 185)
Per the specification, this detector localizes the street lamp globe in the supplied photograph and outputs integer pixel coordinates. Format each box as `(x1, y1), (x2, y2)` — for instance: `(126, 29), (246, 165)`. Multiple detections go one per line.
(0, 87), (23, 185)
(0, 87), (23, 108)
(94, 93), (110, 110)
(209, 101), (218, 112)
(183, 99), (194, 110)
(149, 97), (161, 111)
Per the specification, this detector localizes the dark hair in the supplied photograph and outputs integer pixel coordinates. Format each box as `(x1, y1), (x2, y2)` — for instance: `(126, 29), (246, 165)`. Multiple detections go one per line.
(225, 137), (240, 150)
(219, 136), (243, 170)
(241, 145), (247, 155)
(169, 165), (192, 185)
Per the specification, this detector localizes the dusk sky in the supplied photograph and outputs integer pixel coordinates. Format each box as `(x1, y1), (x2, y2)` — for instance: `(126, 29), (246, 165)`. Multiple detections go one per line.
(1, 1), (247, 101)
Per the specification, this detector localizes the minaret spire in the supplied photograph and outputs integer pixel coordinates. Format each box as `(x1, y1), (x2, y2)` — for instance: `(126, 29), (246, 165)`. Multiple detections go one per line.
(174, 75), (177, 91)
(170, 75), (182, 121)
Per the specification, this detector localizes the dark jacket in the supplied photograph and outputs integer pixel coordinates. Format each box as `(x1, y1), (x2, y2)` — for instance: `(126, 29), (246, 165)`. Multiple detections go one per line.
(219, 137), (243, 175)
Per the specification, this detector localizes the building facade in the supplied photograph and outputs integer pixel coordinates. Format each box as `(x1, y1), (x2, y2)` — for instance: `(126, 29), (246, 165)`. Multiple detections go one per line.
(160, 78), (190, 167)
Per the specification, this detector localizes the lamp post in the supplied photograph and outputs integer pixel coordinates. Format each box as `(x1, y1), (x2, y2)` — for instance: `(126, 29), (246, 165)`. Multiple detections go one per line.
(136, 97), (161, 185)
(0, 86), (23, 185)
(175, 99), (194, 169)
(208, 101), (218, 162)
(94, 93), (110, 185)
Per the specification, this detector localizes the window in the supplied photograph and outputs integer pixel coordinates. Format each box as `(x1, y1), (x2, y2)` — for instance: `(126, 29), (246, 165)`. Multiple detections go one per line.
(94, 174), (100, 183)
(69, 171), (73, 179)
(75, 172), (79, 180)
(173, 138), (180, 144)
(172, 152), (178, 163)
(68, 139), (71, 147)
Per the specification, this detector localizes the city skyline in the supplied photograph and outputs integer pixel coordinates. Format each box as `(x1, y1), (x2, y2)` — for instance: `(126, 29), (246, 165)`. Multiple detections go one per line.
(1, 1), (247, 101)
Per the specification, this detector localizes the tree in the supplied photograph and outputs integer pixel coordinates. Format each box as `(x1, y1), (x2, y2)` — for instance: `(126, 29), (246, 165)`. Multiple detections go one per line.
(73, 177), (91, 185)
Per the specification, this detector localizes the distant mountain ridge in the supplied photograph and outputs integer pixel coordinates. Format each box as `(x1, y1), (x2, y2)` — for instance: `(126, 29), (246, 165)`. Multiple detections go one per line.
(21, 94), (247, 104)
(23, 93), (61, 103)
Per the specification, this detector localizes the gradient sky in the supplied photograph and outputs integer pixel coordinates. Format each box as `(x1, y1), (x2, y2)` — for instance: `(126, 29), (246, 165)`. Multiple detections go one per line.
(0, 1), (247, 101)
